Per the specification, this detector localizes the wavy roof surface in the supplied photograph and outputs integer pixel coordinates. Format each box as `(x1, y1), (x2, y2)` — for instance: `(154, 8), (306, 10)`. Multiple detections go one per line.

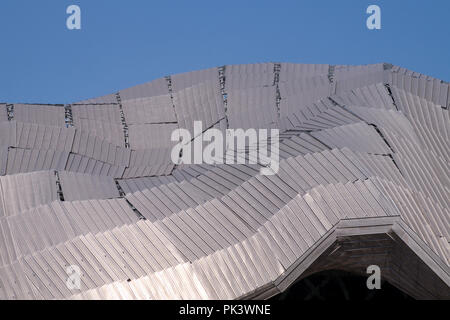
(0, 63), (449, 299)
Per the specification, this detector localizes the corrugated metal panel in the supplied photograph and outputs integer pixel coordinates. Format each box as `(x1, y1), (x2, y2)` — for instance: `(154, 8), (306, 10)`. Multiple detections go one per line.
(68, 179), (400, 300)
(72, 119), (125, 147)
(172, 82), (225, 135)
(331, 83), (396, 110)
(350, 151), (408, 188)
(0, 171), (58, 217)
(281, 99), (360, 131)
(224, 63), (274, 92)
(122, 148), (174, 178)
(0, 217), (17, 266)
(125, 148), (378, 224)
(71, 130), (131, 167)
(278, 133), (327, 158)
(374, 178), (449, 263)
(118, 176), (178, 194)
(65, 153), (125, 178)
(71, 104), (122, 124)
(125, 163), (260, 219)
(5, 199), (139, 262)
(178, 118), (228, 165)
(5, 148), (69, 174)
(279, 75), (332, 118)
(384, 131), (449, 210)
(13, 104), (66, 127)
(59, 171), (120, 201)
(345, 106), (419, 142)
(128, 124), (177, 150)
(1, 63), (449, 300)
(311, 122), (392, 155)
(225, 72), (273, 90)
(171, 163), (217, 181)
(0, 262), (37, 299)
(279, 63), (329, 82)
(392, 87), (450, 161)
(23, 219), (182, 296)
(4, 175), (447, 300)
(121, 95), (176, 124)
(388, 66), (449, 107)
(15, 122), (75, 152)
(0, 121), (16, 146)
(333, 63), (387, 94)
(227, 86), (277, 129)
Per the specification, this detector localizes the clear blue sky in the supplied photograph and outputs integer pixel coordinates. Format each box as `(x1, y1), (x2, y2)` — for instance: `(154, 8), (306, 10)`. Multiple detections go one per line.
(0, 0), (449, 104)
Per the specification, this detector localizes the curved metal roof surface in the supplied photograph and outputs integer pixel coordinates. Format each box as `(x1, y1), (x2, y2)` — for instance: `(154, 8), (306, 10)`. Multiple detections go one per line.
(0, 63), (449, 299)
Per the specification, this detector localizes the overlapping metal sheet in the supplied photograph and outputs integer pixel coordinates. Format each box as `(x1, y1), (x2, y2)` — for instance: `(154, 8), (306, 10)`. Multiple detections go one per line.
(118, 176), (178, 194)
(71, 104), (122, 124)
(172, 82), (225, 135)
(279, 75), (332, 118)
(65, 153), (125, 178)
(224, 63), (274, 90)
(0, 121), (16, 147)
(71, 130), (131, 167)
(0, 171), (58, 217)
(388, 66), (449, 107)
(345, 105), (418, 141)
(225, 71), (274, 90)
(227, 86), (278, 129)
(127, 124), (178, 150)
(63, 179), (418, 300)
(5, 148), (69, 174)
(0, 63), (449, 300)
(14, 122), (75, 152)
(122, 148), (174, 178)
(281, 98), (361, 131)
(124, 148), (394, 225)
(333, 63), (388, 94)
(2, 199), (139, 264)
(121, 95), (176, 124)
(279, 63), (329, 82)
(72, 119), (125, 147)
(59, 171), (120, 201)
(331, 83), (396, 110)
(391, 87), (450, 160)
(13, 104), (66, 127)
(278, 132), (329, 158)
(310, 122), (392, 154)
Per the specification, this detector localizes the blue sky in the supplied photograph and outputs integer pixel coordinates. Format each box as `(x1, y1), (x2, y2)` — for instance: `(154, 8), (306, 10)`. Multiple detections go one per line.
(0, 0), (448, 104)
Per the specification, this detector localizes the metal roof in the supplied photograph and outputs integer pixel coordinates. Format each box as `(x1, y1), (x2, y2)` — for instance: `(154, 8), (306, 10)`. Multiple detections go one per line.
(12, 104), (66, 127)
(0, 63), (449, 300)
